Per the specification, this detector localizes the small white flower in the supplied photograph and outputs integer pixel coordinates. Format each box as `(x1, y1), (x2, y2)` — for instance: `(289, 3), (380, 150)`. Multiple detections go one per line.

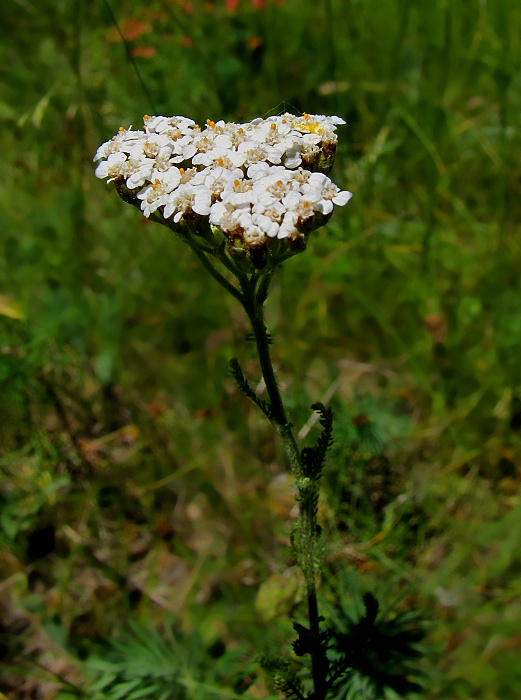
(293, 198), (317, 222)
(94, 152), (128, 181)
(193, 145), (245, 170)
(282, 144), (302, 169)
(93, 128), (146, 162)
(221, 177), (255, 208)
(163, 184), (212, 223)
(137, 169), (181, 217)
(171, 134), (197, 163)
(303, 173), (352, 214)
(278, 210), (299, 239)
(293, 112), (345, 133)
(125, 159), (155, 189)
(255, 118), (293, 139)
(178, 167), (202, 185)
(247, 162), (281, 181)
(210, 202), (251, 236)
(238, 136), (292, 167)
(209, 201), (228, 227)
(242, 223), (267, 248)
(144, 115), (196, 135)
(252, 212), (280, 238)
(289, 168), (312, 186)
(192, 132), (231, 155)
(252, 198), (285, 219)
(302, 172), (328, 196)
(264, 174), (293, 200)
(227, 124), (255, 149)
(281, 190), (305, 211)
(203, 166), (243, 202)
(93, 140), (114, 162)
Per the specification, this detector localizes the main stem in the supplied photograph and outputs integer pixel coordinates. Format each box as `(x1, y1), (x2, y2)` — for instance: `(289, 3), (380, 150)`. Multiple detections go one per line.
(241, 275), (327, 700)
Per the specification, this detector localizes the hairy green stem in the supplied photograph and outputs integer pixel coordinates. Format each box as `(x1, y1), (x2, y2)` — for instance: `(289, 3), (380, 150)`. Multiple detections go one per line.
(239, 274), (327, 700)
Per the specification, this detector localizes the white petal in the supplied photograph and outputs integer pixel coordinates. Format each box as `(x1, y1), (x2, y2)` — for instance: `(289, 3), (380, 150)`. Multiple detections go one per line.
(192, 192), (211, 216)
(94, 161), (109, 179)
(316, 200), (334, 215)
(284, 150), (302, 169)
(333, 190), (353, 206)
(278, 211), (298, 239)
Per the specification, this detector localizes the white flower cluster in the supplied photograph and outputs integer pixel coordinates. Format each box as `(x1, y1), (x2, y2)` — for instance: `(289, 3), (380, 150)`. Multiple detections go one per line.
(94, 113), (352, 250)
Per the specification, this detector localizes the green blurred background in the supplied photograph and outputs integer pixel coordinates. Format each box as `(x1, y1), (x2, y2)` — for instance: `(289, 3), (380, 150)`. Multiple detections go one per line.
(1, 0), (521, 697)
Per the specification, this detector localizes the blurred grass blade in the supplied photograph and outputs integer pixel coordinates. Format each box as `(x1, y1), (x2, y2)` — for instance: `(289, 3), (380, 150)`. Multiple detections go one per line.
(0, 295), (24, 319)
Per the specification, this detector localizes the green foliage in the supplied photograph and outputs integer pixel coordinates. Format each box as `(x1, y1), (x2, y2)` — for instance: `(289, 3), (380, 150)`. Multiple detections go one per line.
(323, 574), (431, 700)
(85, 621), (255, 700)
(258, 654), (307, 700)
(0, 457), (69, 548)
(260, 570), (430, 700)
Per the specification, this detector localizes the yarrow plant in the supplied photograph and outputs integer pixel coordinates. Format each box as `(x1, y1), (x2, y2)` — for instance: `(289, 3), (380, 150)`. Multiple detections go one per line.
(94, 113), (427, 699)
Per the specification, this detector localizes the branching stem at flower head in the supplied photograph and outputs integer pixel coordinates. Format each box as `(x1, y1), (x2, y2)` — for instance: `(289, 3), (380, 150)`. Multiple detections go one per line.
(189, 247), (245, 305)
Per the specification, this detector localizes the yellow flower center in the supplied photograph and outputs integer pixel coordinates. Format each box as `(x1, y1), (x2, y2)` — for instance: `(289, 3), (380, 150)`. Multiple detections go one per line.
(294, 121), (324, 135)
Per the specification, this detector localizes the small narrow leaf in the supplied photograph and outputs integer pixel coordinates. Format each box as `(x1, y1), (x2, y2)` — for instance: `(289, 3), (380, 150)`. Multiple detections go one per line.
(229, 357), (273, 419)
(301, 402), (334, 480)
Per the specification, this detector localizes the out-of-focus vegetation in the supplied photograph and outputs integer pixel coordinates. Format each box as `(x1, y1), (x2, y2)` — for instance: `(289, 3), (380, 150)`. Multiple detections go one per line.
(1, 0), (521, 697)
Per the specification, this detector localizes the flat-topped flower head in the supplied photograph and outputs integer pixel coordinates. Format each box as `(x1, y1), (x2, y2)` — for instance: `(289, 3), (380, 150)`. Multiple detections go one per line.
(95, 111), (351, 266)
